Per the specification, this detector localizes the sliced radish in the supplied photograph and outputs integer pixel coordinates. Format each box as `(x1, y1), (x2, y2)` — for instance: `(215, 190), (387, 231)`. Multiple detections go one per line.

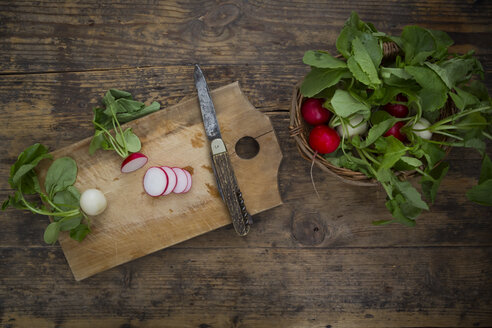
(161, 166), (177, 196)
(143, 167), (168, 197)
(172, 167), (188, 194)
(182, 169), (192, 193)
(121, 152), (148, 173)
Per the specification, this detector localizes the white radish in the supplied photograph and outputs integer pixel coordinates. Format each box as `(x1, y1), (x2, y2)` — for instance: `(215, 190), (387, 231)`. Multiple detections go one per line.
(336, 114), (367, 138)
(172, 167), (188, 194)
(80, 189), (107, 216)
(121, 152), (148, 173)
(182, 169), (192, 193)
(143, 167), (168, 197)
(161, 166), (177, 195)
(412, 118), (432, 140)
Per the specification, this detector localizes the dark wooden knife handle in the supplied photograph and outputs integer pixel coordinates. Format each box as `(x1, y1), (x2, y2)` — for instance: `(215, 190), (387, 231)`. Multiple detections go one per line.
(212, 151), (251, 236)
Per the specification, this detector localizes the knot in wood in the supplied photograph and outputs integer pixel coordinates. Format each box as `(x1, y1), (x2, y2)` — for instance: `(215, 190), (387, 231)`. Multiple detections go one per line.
(291, 211), (325, 246)
(201, 3), (241, 28)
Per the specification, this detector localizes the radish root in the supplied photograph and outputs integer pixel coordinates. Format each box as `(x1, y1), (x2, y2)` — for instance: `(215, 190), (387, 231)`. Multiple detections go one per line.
(310, 151), (320, 199)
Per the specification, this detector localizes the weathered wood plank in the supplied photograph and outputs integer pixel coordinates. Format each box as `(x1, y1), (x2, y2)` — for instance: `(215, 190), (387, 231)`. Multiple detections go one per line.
(0, 66), (491, 249)
(1, 247), (491, 327)
(1, 0), (491, 73)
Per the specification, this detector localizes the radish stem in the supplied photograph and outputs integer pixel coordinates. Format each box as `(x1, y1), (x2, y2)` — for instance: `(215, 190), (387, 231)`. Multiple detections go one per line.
(310, 151), (320, 199)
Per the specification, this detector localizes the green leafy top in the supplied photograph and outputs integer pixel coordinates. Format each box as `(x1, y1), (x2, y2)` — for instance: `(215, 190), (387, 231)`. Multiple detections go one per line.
(90, 89), (161, 158)
(300, 12), (492, 226)
(3, 144), (90, 244)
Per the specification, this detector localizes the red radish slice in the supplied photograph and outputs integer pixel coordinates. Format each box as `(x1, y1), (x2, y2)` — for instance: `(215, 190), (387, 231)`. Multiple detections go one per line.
(172, 167), (188, 194)
(160, 166), (177, 196)
(143, 167), (168, 197)
(121, 152), (148, 173)
(182, 169), (192, 193)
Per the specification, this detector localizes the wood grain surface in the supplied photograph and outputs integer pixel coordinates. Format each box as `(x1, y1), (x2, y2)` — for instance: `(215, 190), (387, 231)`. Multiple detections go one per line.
(1, 1), (491, 327)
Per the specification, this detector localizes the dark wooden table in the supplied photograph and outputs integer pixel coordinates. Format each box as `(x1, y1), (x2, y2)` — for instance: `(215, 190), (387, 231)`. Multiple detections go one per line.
(1, 1), (491, 327)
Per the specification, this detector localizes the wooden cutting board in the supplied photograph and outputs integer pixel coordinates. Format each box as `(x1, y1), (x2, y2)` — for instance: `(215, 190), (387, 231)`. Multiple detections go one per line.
(38, 82), (283, 281)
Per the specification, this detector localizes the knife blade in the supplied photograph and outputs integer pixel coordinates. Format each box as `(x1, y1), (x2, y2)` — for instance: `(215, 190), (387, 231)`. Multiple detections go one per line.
(194, 64), (252, 236)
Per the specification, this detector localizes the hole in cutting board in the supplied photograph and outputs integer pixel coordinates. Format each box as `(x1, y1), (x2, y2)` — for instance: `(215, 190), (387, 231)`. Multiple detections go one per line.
(235, 136), (259, 159)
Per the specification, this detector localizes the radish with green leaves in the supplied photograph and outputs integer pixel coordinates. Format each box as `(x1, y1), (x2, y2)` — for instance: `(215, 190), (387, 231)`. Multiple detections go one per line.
(384, 122), (407, 142)
(309, 125), (340, 154)
(2, 143), (98, 243)
(300, 12), (492, 225)
(301, 98), (332, 125)
(89, 89), (160, 173)
(383, 94), (409, 118)
(412, 118), (432, 140)
(337, 114), (368, 138)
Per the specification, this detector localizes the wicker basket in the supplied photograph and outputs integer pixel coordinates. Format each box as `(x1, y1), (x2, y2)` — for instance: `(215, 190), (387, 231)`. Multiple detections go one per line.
(289, 42), (456, 186)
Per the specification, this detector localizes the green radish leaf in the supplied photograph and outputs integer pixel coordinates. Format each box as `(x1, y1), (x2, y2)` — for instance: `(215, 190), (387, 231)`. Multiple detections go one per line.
(89, 130), (107, 155)
(400, 201), (423, 220)
(300, 68), (348, 97)
(13, 163), (38, 187)
(461, 80), (491, 102)
(59, 215), (82, 231)
(313, 85), (338, 99)
(372, 219), (393, 226)
(351, 37), (381, 86)
(303, 50), (347, 69)
(421, 162), (449, 203)
(53, 186), (80, 211)
(116, 128), (141, 153)
(425, 62), (453, 89)
(404, 65), (448, 112)
(116, 101), (160, 123)
(377, 136), (408, 171)
(449, 87), (480, 111)
(114, 98), (145, 113)
(420, 140), (446, 168)
(466, 179), (492, 206)
(10, 144), (51, 185)
(331, 89), (370, 118)
(45, 157), (77, 198)
(361, 117), (398, 147)
(401, 26), (436, 65)
(385, 196), (416, 227)
(109, 88), (132, 100)
(70, 224), (91, 242)
(102, 90), (116, 107)
(44, 222), (61, 244)
(478, 154), (492, 184)
(428, 29), (453, 59)
(124, 128), (141, 153)
(393, 180), (429, 210)
(394, 156), (423, 171)
(347, 56), (372, 86)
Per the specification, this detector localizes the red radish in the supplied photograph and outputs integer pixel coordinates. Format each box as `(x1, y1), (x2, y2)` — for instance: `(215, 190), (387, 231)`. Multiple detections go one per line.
(171, 167), (188, 194)
(383, 94), (409, 118)
(384, 122), (407, 142)
(308, 125), (340, 154)
(182, 169), (193, 193)
(301, 98), (331, 125)
(396, 93), (408, 102)
(383, 104), (408, 118)
(121, 152), (148, 173)
(160, 166), (177, 195)
(143, 167), (168, 197)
